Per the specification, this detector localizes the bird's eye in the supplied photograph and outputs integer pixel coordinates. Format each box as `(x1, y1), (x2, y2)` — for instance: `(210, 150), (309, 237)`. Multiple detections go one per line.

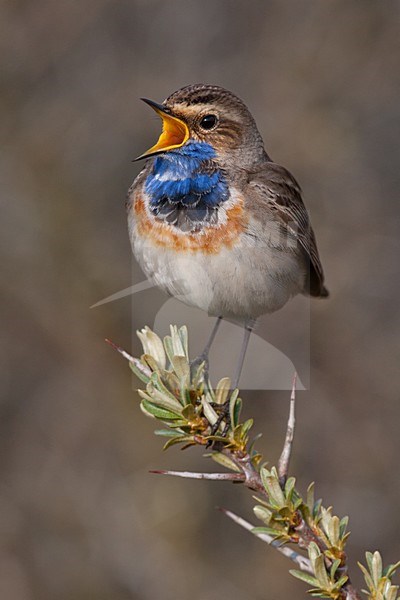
(199, 114), (218, 131)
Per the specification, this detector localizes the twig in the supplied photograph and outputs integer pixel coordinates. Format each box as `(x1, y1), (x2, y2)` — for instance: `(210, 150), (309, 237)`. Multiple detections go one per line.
(278, 372), (297, 485)
(150, 469), (245, 482)
(220, 508), (313, 573)
(222, 450), (265, 492)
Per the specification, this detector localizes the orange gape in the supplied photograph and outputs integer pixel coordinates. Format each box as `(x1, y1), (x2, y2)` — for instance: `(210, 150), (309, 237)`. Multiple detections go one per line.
(134, 195), (248, 255)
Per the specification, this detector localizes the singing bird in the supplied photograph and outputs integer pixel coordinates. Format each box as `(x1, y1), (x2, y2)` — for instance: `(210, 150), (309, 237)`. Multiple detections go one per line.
(127, 84), (328, 388)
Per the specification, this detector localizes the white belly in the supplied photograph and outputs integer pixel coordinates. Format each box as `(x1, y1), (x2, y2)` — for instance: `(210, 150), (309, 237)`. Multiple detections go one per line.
(130, 218), (306, 321)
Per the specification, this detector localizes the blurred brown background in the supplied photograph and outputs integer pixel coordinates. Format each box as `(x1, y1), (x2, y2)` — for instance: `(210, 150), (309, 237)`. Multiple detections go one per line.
(1, 1), (400, 599)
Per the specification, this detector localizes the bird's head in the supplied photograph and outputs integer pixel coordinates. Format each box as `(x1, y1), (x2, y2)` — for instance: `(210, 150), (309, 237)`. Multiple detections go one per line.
(136, 84), (266, 168)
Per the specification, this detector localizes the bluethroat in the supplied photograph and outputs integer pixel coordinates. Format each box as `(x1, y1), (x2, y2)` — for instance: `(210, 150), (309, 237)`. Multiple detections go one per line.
(127, 84), (328, 390)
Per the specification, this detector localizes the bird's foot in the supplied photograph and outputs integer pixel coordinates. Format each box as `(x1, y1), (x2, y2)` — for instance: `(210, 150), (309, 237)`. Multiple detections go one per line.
(208, 400), (231, 442)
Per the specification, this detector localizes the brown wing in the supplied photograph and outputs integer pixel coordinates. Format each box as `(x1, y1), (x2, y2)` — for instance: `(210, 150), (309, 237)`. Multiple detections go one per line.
(248, 162), (329, 297)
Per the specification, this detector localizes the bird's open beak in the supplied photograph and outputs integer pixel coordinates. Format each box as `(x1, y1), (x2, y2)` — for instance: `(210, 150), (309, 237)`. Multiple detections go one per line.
(134, 98), (190, 160)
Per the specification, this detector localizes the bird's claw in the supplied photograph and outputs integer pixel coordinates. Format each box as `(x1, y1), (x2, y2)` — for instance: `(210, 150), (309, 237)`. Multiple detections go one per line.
(209, 400), (231, 438)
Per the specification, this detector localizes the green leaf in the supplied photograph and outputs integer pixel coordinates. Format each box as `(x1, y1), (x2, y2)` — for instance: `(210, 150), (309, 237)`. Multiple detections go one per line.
(140, 399), (180, 421)
(163, 434), (195, 450)
(171, 355), (190, 382)
(366, 551), (374, 574)
(289, 570), (320, 587)
(142, 353), (161, 373)
(139, 401), (157, 419)
(335, 576), (349, 589)
(169, 324), (186, 357)
(293, 497), (303, 510)
(326, 515), (340, 546)
(154, 429), (183, 437)
(241, 418), (254, 438)
(308, 543), (331, 590)
(163, 335), (175, 367)
(129, 360), (151, 383)
(339, 516), (349, 537)
(371, 551), (383, 587)
(330, 559), (341, 580)
(261, 467), (286, 508)
(253, 504), (273, 525)
(179, 380), (191, 407)
(313, 554), (331, 589)
(231, 423), (243, 443)
(384, 584), (399, 600)
(178, 325), (189, 359)
(191, 363), (205, 390)
(252, 526), (286, 539)
(164, 371), (180, 393)
(204, 434), (229, 443)
(341, 532), (351, 545)
(248, 432), (262, 455)
(313, 498), (323, 520)
(146, 384), (184, 414)
(181, 404), (197, 420)
(215, 377), (231, 405)
(149, 372), (177, 399)
(140, 399), (181, 421)
(137, 327), (166, 370)
(229, 389), (241, 427)
(306, 482), (315, 512)
(201, 397), (219, 427)
(385, 561), (400, 578)
(309, 591), (335, 599)
(210, 452), (241, 472)
(284, 476), (296, 500)
(358, 561), (374, 591)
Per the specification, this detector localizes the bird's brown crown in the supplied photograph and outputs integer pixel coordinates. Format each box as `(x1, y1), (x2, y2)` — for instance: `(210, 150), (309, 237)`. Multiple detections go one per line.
(162, 84), (265, 161)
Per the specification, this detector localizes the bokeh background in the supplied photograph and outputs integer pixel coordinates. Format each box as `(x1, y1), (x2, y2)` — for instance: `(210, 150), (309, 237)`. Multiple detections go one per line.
(1, 1), (400, 598)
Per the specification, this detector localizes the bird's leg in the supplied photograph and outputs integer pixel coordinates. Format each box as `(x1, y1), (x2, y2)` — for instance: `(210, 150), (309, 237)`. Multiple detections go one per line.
(190, 316), (223, 379)
(232, 318), (256, 389)
(209, 319), (257, 439)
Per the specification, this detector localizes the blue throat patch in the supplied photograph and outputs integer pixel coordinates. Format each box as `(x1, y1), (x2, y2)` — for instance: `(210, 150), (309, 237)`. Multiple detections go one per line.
(144, 141), (230, 231)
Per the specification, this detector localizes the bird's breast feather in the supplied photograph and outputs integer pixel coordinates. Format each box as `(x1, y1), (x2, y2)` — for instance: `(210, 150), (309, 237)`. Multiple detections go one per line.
(132, 192), (247, 254)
